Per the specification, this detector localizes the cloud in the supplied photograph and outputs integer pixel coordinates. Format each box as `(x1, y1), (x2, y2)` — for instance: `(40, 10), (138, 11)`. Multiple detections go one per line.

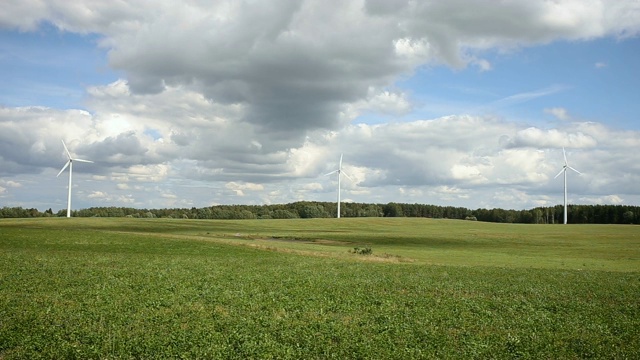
(471, 58), (493, 72)
(545, 107), (571, 121)
(579, 194), (624, 205)
(87, 131), (150, 165)
(360, 89), (413, 115)
(4, 0), (637, 140)
(595, 62), (608, 68)
(1, 180), (22, 188)
(225, 182), (265, 197)
(2, 109), (640, 210)
(486, 85), (568, 110)
(302, 182), (324, 192)
(502, 127), (598, 149)
(88, 191), (108, 199)
(0, 106), (95, 175)
(1, 1), (640, 211)
(87, 190), (136, 204)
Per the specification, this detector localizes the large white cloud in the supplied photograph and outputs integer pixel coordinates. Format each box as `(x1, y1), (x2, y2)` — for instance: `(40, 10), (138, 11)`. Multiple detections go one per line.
(4, 1), (639, 137)
(2, 98), (639, 210)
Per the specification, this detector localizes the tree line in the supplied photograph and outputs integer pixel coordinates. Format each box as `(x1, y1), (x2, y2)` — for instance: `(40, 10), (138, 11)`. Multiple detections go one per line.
(0, 202), (638, 224)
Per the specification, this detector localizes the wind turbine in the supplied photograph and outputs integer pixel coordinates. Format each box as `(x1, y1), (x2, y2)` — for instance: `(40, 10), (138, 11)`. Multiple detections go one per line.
(325, 153), (352, 219)
(57, 140), (93, 218)
(554, 147), (581, 225)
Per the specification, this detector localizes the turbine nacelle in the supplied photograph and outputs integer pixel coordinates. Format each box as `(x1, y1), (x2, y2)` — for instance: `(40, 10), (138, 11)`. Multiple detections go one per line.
(325, 168), (353, 180)
(325, 154), (353, 180)
(554, 148), (580, 179)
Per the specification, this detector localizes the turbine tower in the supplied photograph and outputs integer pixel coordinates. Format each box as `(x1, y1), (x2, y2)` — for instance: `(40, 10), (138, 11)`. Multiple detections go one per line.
(554, 147), (581, 225)
(57, 140), (93, 218)
(325, 154), (352, 218)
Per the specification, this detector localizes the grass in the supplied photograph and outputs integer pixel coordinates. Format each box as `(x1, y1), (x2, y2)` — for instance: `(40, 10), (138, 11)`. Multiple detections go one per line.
(8, 217), (636, 270)
(1, 217), (639, 358)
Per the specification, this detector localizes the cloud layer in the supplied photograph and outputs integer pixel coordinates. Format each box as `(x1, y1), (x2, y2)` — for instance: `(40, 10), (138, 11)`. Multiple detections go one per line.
(1, 0), (640, 211)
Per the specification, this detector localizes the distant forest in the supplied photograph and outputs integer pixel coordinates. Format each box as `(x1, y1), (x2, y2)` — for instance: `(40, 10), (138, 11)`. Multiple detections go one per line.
(1, 202), (638, 224)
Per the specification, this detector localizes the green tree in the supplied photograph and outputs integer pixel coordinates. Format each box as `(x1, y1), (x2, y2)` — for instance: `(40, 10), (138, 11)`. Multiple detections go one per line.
(271, 209), (299, 219)
(383, 203), (403, 217)
(299, 204), (329, 218)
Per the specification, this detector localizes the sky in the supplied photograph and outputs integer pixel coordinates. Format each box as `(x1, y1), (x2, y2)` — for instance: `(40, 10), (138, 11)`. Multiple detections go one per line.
(1, 0), (639, 213)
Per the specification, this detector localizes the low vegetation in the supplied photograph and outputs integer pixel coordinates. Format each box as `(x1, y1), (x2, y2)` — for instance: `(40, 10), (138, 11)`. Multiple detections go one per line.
(2, 201), (639, 224)
(1, 217), (638, 358)
(350, 246), (373, 255)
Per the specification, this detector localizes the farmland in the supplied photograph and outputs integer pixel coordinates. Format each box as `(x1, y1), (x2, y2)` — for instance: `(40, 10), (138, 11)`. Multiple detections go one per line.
(1, 217), (639, 358)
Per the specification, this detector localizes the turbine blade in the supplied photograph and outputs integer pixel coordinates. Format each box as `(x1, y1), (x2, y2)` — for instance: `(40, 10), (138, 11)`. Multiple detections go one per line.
(562, 147), (567, 165)
(324, 170), (338, 176)
(339, 153), (343, 170)
(341, 171), (353, 182)
(554, 168), (565, 179)
(57, 161), (70, 177)
(61, 140), (72, 159)
(568, 166), (581, 174)
(73, 158), (94, 163)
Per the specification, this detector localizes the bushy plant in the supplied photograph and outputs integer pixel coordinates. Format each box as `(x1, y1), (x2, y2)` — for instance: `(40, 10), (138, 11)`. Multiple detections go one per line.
(350, 246), (372, 255)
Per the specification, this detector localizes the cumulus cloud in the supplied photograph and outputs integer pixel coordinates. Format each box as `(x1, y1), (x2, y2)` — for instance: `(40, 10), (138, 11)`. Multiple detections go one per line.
(3, 108), (640, 210)
(87, 190), (136, 204)
(579, 194), (624, 205)
(0, 106), (96, 174)
(88, 191), (108, 199)
(502, 127), (598, 149)
(545, 107), (571, 121)
(5, 0), (638, 138)
(225, 182), (265, 197)
(360, 89), (413, 115)
(471, 58), (493, 72)
(1, 180), (22, 188)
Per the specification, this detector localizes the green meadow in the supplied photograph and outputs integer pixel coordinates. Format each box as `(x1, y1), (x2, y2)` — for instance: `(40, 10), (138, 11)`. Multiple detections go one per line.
(1, 217), (639, 358)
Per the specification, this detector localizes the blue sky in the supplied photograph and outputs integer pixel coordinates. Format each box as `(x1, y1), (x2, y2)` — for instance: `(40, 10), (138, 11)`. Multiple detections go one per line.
(0, 25), (116, 109)
(390, 37), (640, 129)
(1, 1), (639, 214)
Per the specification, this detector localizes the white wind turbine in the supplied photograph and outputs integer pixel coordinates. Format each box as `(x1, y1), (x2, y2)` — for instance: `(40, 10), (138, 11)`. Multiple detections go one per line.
(57, 140), (93, 218)
(325, 154), (353, 219)
(554, 147), (581, 225)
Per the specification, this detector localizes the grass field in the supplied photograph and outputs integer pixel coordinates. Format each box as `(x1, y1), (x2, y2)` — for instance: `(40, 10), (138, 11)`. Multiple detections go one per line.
(1, 217), (639, 358)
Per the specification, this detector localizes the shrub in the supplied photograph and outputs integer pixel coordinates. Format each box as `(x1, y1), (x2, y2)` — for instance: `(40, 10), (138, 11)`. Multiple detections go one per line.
(350, 246), (373, 255)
